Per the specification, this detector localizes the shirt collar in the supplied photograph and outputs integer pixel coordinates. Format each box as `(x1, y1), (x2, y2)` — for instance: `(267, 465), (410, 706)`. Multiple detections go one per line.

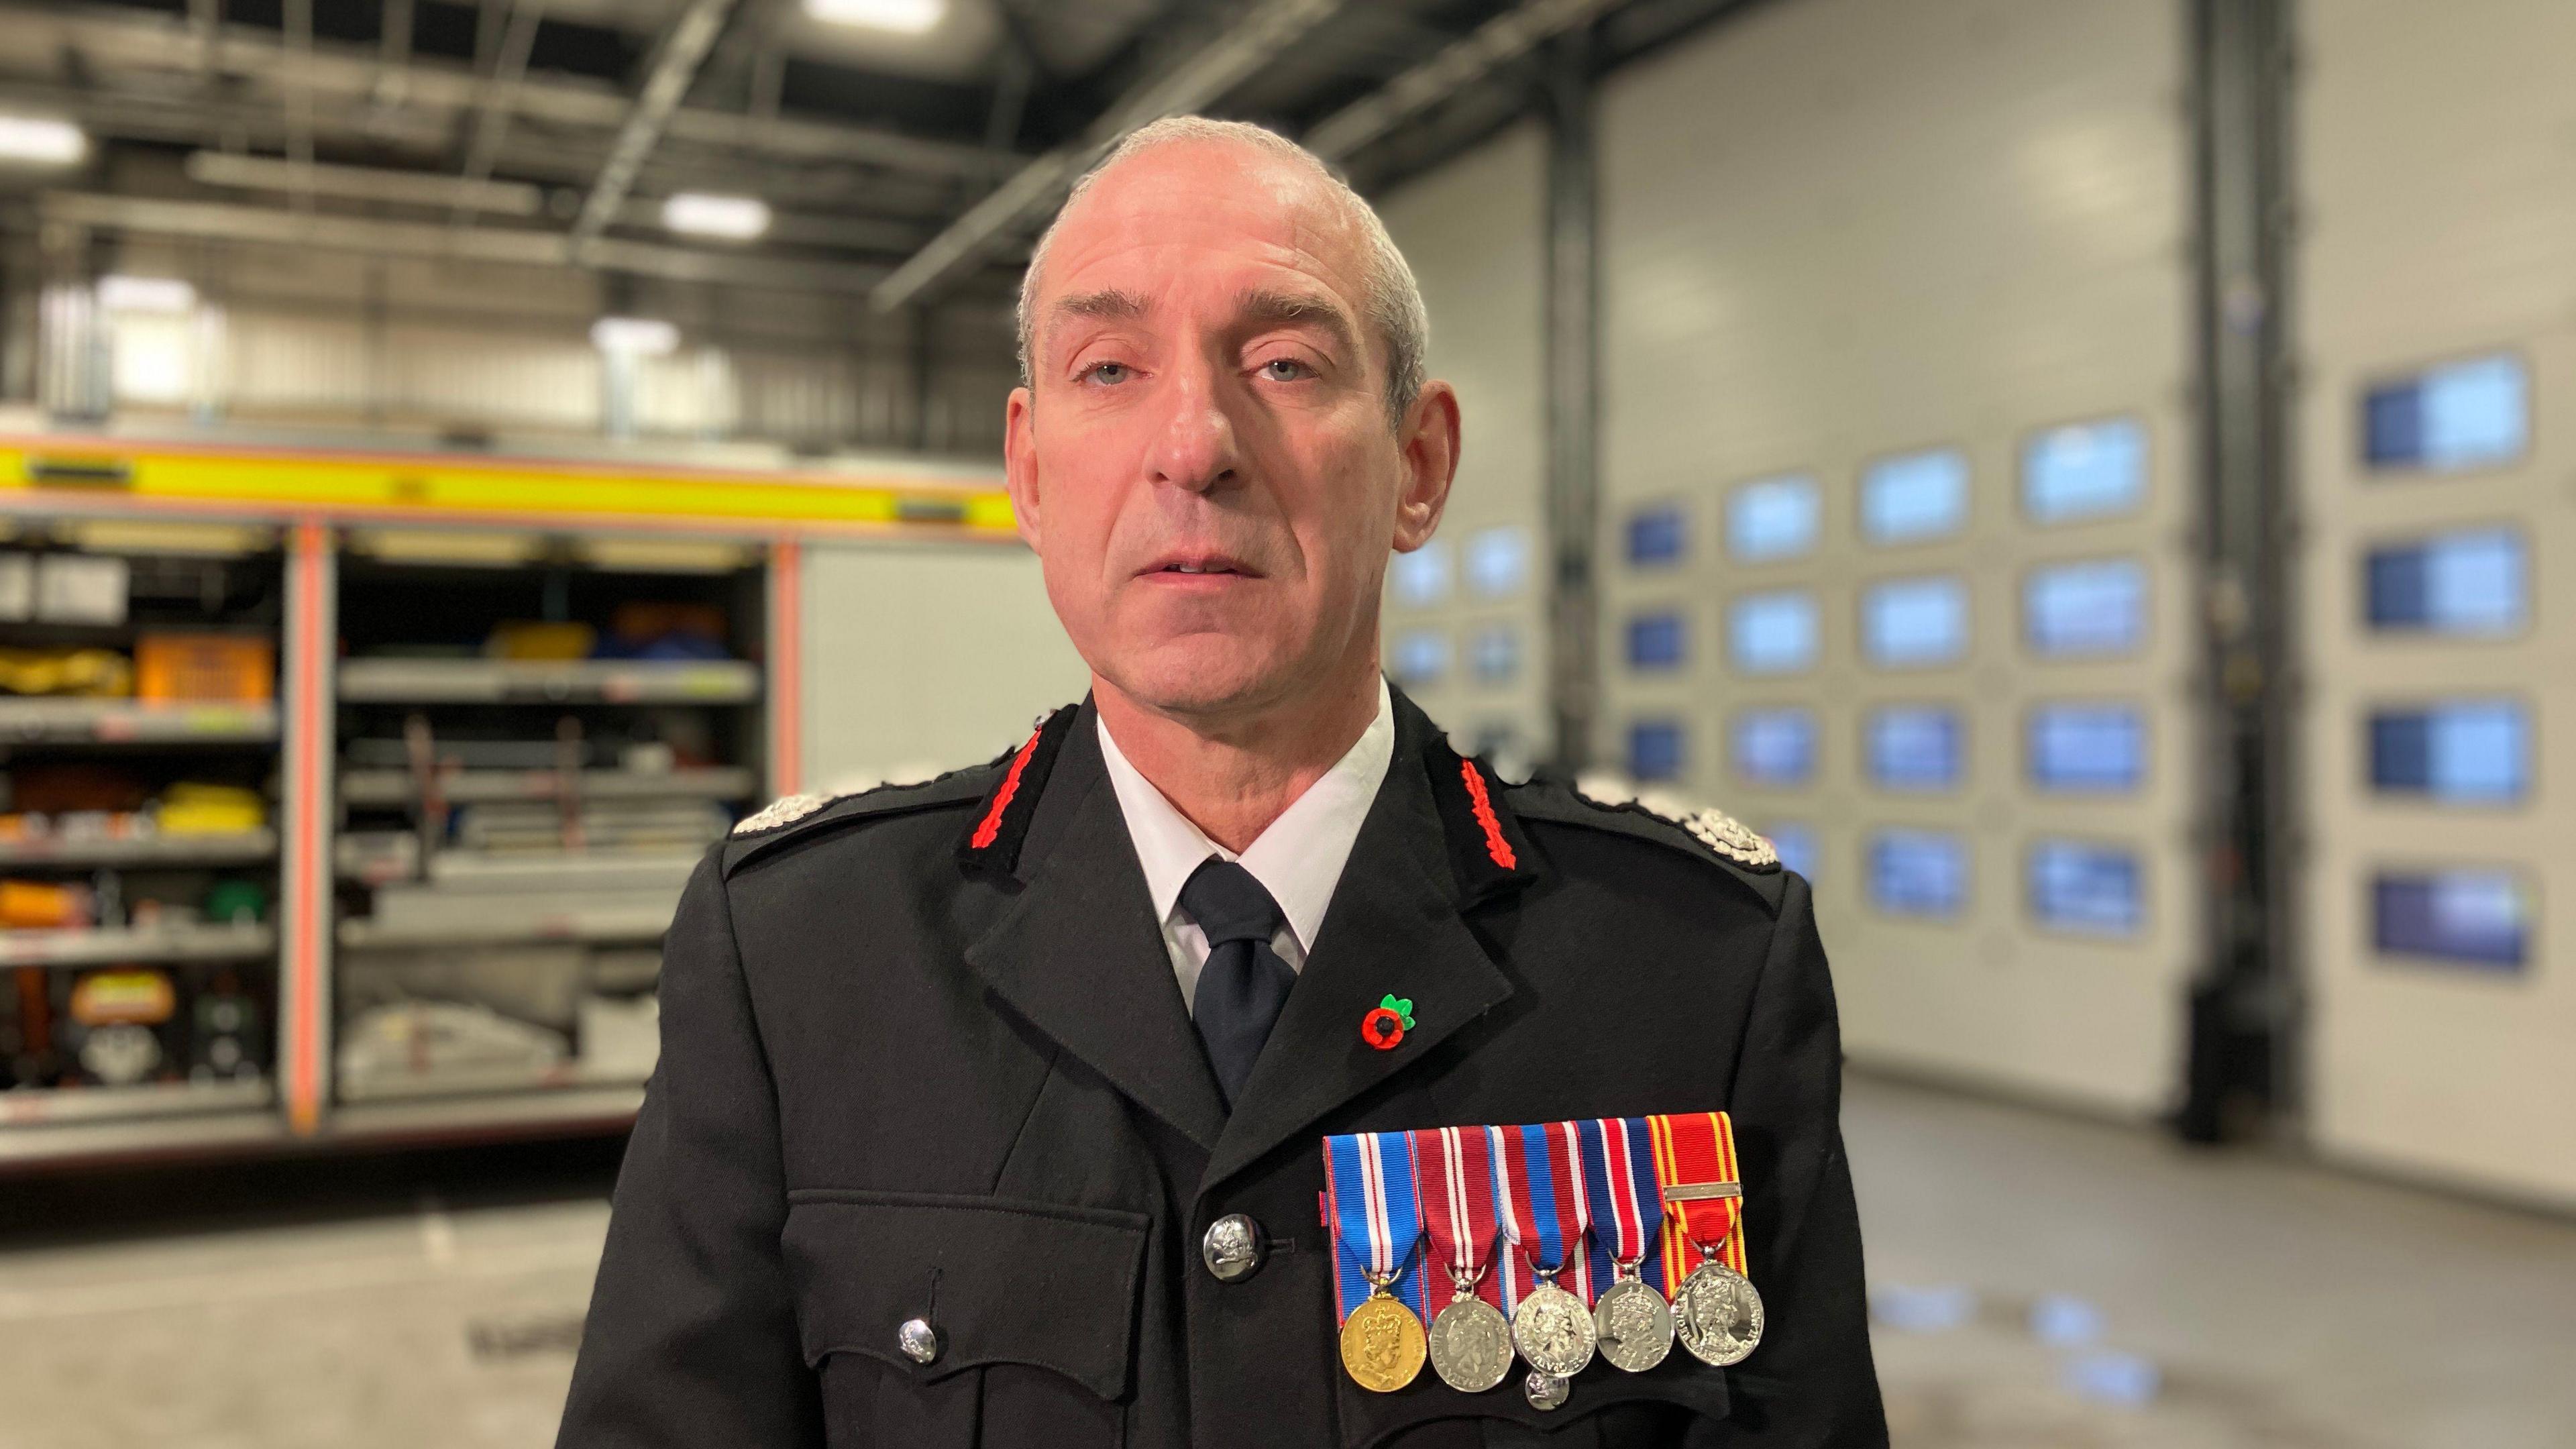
(1097, 677), (1396, 952)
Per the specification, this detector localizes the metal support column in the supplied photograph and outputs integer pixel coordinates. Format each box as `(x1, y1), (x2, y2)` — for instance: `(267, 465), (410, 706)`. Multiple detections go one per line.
(1542, 27), (1601, 773)
(2181, 0), (2296, 1144)
(766, 539), (804, 800)
(909, 305), (938, 453)
(280, 519), (339, 1134)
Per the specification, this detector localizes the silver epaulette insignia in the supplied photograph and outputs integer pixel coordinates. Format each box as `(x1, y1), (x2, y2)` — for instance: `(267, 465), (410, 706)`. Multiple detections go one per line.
(1572, 774), (1779, 870)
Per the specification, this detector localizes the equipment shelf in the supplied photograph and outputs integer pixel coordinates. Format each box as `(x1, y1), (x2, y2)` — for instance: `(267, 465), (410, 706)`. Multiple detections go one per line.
(0, 1077), (271, 1127)
(336, 1058), (650, 1105)
(0, 830), (278, 869)
(335, 658), (759, 705)
(336, 904), (676, 950)
(0, 429), (1008, 1169)
(336, 765), (755, 807)
(0, 699), (280, 743)
(0, 922), (278, 967)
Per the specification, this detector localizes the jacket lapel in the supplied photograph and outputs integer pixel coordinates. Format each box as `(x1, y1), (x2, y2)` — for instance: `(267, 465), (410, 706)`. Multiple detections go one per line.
(962, 702), (1229, 1154)
(1199, 692), (1533, 1194)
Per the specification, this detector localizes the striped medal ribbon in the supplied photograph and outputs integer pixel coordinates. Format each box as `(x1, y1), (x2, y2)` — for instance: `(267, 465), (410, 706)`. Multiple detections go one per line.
(1322, 1130), (1430, 1392)
(1648, 1111), (1766, 1366)
(1409, 1125), (1513, 1392)
(1491, 1121), (1599, 1385)
(1578, 1117), (1675, 1372)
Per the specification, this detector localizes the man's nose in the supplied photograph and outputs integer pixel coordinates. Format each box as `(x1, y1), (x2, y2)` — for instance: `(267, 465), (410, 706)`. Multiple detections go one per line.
(1145, 356), (1243, 494)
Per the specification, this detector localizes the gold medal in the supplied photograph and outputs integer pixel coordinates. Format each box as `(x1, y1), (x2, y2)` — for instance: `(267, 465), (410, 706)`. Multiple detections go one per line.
(1339, 1284), (1429, 1393)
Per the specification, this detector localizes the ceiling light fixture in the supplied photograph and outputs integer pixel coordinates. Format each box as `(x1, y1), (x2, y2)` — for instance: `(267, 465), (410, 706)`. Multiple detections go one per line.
(591, 317), (680, 356)
(804, 0), (946, 36)
(661, 193), (773, 241)
(0, 115), (87, 166)
(97, 275), (198, 313)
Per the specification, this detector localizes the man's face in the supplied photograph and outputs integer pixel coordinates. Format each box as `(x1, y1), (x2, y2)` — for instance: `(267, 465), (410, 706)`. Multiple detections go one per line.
(1005, 140), (1458, 727)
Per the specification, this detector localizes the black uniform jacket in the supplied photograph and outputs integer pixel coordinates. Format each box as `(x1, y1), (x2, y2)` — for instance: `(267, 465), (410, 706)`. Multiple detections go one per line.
(557, 690), (1886, 1449)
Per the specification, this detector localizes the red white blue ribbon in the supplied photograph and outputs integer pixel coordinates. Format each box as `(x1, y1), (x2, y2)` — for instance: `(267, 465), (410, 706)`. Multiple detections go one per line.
(1489, 1120), (1594, 1311)
(1578, 1116), (1668, 1295)
(1322, 1130), (1431, 1323)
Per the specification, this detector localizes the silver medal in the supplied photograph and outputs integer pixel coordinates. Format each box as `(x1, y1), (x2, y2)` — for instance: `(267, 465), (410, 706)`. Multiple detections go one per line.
(1672, 1259), (1765, 1367)
(1523, 1369), (1569, 1411)
(1426, 1292), (1514, 1393)
(1592, 1273), (1675, 1373)
(1509, 1279), (1597, 1379)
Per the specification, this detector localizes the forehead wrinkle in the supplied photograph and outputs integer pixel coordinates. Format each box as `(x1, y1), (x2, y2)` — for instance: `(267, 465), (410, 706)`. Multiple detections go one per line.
(1236, 286), (1358, 353)
(1055, 287), (1152, 324)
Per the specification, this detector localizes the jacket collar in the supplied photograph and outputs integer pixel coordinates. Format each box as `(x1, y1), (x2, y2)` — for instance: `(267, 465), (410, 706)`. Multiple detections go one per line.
(961, 699), (1231, 1152)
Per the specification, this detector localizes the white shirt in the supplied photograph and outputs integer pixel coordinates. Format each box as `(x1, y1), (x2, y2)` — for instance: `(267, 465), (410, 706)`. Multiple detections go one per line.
(1097, 678), (1395, 1014)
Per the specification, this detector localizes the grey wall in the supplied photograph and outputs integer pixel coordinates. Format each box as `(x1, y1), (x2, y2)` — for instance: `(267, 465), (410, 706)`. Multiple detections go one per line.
(1591, 0), (2198, 1114)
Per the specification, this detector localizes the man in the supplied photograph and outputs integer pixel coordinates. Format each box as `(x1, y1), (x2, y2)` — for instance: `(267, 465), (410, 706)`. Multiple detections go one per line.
(558, 117), (1884, 1448)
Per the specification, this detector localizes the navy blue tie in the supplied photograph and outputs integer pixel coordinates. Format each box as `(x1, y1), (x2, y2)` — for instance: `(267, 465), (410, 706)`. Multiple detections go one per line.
(1179, 859), (1295, 1110)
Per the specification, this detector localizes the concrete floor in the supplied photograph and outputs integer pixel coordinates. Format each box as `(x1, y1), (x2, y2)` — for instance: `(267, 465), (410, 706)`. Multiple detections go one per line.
(0, 1079), (2569, 1448)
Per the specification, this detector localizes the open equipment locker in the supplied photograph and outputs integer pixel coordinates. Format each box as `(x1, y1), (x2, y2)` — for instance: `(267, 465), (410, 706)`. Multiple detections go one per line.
(0, 431), (1017, 1170)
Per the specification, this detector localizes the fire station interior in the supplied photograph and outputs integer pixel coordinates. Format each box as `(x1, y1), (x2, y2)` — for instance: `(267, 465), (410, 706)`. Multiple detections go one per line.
(0, 0), (2571, 1444)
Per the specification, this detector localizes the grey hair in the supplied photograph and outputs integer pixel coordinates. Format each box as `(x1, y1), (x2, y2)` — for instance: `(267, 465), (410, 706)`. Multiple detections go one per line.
(1015, 116), (1430, 428)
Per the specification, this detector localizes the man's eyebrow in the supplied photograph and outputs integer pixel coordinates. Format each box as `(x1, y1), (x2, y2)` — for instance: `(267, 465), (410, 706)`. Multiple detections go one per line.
(1052, 288), (1152, 325)
(1237, 288), (1358, 351)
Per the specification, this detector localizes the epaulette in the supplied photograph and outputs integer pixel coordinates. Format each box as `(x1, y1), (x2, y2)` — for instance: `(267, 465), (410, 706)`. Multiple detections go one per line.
(1503, 771), (1786, 914)
(721, 747), (1022, 877)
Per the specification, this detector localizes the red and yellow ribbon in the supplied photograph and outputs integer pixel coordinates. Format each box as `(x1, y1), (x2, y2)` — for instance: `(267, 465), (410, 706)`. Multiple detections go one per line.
(1648, 1111), (1749, 1289)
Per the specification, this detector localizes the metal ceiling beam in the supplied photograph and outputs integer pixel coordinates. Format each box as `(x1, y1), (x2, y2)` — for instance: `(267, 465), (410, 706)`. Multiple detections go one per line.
(38, 191), (893, 296)
(284, 0), (315, 209)
(870, 0), (1351, 313)
(7, 74), (965, 225)
(1303, 0), (1621, 161)
(378, 0), (417, 106)
(570, 0), (740, 246)
(187, 0), (217, 76)
(184, 150), (547, 215)
(172, 148), (928, 250)
(0, 3), (1019, 180)
(453, 1), (549, 223)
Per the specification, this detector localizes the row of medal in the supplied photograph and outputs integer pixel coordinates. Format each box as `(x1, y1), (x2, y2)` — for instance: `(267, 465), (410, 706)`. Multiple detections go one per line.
(1320, 1112), (1764, 1411)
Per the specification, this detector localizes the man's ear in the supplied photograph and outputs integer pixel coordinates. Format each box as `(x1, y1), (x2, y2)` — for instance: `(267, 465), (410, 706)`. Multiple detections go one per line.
(1004, 386), (1041, 551)
(1391, 379), (1461, 552)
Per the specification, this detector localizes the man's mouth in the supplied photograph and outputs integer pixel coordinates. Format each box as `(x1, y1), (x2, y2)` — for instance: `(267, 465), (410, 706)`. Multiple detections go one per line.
(1146, 553), (1260, 578)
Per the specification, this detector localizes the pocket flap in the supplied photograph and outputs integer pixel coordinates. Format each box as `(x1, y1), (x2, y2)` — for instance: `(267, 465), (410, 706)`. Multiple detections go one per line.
(783, 1189), (1151, 1401)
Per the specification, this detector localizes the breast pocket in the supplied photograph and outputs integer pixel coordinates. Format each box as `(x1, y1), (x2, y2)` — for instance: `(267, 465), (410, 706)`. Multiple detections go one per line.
(783, 1189), (1150, 1449)
(1335, 1352), (1731, 1449)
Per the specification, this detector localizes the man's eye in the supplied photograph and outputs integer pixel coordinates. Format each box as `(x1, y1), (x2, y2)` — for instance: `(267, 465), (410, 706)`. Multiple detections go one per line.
(1083, 362), (1132, 385)
(1260, 358), (1311, 382)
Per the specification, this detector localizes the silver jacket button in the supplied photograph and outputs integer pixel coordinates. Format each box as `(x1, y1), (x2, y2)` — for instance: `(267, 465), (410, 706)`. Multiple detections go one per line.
(898, 1317), (941, 1365)
(1201, 1212), (1265, 1283)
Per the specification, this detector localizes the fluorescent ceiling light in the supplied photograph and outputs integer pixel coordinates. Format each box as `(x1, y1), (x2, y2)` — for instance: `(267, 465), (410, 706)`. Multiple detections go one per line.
(805, 0), (945, 35)
(661, 192), (772, 241)
(97, 275), (197, 313)
(591, 317), (680, 356)
(0, 115), (87, 166)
